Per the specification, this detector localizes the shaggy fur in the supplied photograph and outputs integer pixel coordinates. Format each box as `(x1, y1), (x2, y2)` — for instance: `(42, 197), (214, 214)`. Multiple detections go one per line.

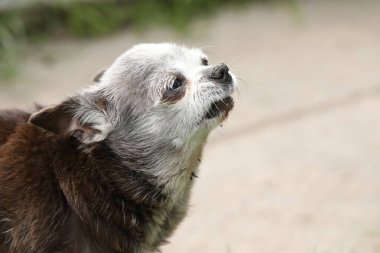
(0, 43), (236, 253)
(0, 110), (30, 145)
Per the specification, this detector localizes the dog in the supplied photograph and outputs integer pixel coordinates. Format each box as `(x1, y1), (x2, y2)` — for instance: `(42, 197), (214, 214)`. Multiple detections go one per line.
(0, 43), (236, 253)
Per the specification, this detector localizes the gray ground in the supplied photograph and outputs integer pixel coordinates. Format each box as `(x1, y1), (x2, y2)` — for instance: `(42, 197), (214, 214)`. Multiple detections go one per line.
(0, 0), (379, 252)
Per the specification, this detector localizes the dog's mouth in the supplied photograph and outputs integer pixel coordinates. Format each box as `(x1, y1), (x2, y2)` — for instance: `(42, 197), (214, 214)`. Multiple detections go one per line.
(205, 96), (234, 120)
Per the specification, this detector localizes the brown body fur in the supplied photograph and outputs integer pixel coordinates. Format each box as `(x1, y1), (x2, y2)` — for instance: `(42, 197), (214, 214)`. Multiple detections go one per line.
(0, 110), (189, 253)
(0, 110), (30, 145)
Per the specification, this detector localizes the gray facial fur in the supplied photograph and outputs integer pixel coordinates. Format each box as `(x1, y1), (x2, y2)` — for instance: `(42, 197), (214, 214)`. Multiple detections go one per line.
(79, 43), (237, 192)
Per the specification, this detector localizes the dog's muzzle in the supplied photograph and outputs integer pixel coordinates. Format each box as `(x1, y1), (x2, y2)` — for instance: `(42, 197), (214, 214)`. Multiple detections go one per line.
(208, 63), (233, 87)
(203, 63), (235, 120)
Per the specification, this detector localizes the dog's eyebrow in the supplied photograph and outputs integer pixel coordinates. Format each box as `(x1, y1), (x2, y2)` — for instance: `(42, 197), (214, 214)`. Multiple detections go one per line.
(168, 70), (186, 81)
(174, 72), (186, 80)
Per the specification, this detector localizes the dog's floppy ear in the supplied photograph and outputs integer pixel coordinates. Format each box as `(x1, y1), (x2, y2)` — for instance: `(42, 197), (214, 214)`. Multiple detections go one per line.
(29, 96), (111, 144)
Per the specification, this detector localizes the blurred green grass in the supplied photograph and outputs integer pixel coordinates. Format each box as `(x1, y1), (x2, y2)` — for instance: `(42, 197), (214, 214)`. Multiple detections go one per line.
(0, 0), (289, 80)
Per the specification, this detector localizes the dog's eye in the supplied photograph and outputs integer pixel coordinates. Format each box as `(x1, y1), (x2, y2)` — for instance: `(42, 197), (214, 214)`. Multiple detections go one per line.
(170, 78), (183, 90)
(201, 58), (208, 66)
(163, 78), (186, 104)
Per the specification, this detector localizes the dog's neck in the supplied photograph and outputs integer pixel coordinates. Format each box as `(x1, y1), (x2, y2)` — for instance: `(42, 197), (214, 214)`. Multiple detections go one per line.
(58, 133), (207, 252)
(56, 139), (168, 252)
(106, 127), (210, 201)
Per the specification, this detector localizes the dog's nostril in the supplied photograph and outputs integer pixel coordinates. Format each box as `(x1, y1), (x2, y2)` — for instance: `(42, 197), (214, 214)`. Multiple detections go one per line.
(210, 63), (229, 80)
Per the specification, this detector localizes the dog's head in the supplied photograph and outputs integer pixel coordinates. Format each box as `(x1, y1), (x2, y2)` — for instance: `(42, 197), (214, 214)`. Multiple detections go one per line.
(30, 43), (236, 147)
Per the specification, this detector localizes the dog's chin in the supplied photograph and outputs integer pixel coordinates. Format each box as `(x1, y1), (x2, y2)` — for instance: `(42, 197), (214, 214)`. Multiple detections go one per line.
(204, 96), (234, 122)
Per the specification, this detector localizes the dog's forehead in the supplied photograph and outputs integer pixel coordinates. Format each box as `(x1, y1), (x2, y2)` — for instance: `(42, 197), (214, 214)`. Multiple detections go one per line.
(126, 43), (205, 68)
(98, 44), (207, 94)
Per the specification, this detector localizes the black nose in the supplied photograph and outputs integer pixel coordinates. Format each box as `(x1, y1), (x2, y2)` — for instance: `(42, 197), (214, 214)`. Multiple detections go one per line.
(210, 63), (229, 80)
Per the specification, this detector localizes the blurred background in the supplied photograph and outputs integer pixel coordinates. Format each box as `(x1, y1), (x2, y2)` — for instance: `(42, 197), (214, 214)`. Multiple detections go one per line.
(1, 0), (380, 252)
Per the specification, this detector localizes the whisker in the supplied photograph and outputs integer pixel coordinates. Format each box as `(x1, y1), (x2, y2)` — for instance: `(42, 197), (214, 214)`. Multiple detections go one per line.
(229, 54), (245, 67)
(215, 127), (229, 142)
(235, 87), (242, 100)
(229, 64), (246, 70)
(236, 77), (251, 86)
(200, 45), (216, 50)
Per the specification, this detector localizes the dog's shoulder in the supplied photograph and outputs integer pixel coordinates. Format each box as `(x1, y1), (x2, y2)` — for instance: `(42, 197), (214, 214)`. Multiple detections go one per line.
(0, 123), (83, 252)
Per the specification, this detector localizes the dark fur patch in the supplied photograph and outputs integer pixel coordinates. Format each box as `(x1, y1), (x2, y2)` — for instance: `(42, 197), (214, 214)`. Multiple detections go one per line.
(94, 96), (108, 111)
(0, 109), (31, 146)
(0, 118), (185, 253)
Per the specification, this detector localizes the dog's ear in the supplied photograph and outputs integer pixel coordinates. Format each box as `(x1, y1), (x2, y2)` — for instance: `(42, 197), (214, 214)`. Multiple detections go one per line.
(93, 69), (106, 83)
(29, 96), (111, 144)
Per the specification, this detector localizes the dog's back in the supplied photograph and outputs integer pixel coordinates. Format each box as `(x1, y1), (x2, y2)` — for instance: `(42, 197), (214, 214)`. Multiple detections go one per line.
(0, 109), (30, 252)
(0, 110), (31, 146)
